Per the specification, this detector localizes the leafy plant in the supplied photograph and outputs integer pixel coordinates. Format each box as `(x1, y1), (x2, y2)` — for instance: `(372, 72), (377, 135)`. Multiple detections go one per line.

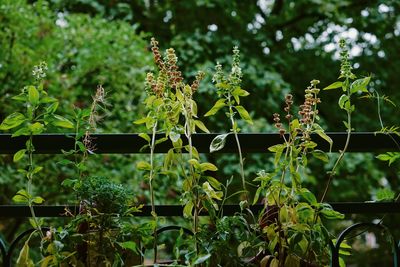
(206, 46), (252, 202)
(0, 62), (74, 263)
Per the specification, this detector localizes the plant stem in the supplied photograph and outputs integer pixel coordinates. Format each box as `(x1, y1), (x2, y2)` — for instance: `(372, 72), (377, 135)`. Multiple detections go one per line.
(320, 82), (352, 202)
(27, 136), (44, 239)
(149, 121), (158, 263)
(227, 95), (248, 201)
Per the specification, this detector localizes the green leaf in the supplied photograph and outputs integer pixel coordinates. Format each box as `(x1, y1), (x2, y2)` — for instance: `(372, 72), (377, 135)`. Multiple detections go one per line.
(299, 189), (317, 205)
(52, 115), (74, 129)
(313, 124), (333, 152)
(200, 162), (218, 172)
(188, 159), (201, 170)
(28, 86), (40, 106)
(268, 144), (285, 153)
(205, 176), (222, 190)
(194, 120), (210, 133)
(169, 130), (180, 143)
(232, 87), (250, 104)
(312, 149), (329, 162)
(0, 112), (26, 130)
(46, 102), (59, 114)
(41, 96), (58, 103)
(119, 241), (138, 253)
(12, 93), (27, 102)
(194, 254), (211, 265)
(210, 133), (230, 153)
(32, 196), (45, 204)
(155, 136), (168, 145)
(136, 161), (151, 171)
(319, 204), (344, 220)
(183, 201), (194, 218)
(323, 81), (342, 90)
(138, 133), (151, 142)
(376, 188), (395, 201)
(29, 122), (44, 134)
(350, 77), (370, 94)
(202, 182), (223, 200)
(204, 99), (226, 117)
(13, 149), (27, 162)
(16, 242), (34, 267)
(338, 94), (349, 109)
(234, 106), (253, 124)
(12, 189), (30, 204)
(133, 117), (150, 125)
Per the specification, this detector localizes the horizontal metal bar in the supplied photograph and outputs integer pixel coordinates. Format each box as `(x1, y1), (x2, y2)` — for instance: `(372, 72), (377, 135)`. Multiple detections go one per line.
(1, 202), (399, 218)
(0, 132), (399, 154)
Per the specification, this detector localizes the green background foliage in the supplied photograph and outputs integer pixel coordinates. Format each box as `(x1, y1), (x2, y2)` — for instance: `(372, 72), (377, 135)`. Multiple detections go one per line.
(1, 0), (400, 265)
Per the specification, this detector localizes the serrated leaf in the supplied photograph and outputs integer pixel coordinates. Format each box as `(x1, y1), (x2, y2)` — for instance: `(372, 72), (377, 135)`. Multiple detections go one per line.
(194, 120), (210, 133)
(13, 149), (26, 162)
(204, 99), (226, 117)
(234, 106), (253, 124)
(210, 133), (230, 153)
(52, 115), (74, 129)
(0, 112), (26, 130)
(323, 81), (342, 90)
(28, 86), (40, 106)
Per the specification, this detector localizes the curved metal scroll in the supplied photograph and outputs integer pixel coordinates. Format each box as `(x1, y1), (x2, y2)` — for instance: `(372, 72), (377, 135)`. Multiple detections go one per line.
(331, 222), (399, 267)
(3, 227), (49, 267)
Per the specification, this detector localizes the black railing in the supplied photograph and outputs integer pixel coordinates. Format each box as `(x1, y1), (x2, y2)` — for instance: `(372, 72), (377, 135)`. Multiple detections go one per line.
(0, 132), (400, 266)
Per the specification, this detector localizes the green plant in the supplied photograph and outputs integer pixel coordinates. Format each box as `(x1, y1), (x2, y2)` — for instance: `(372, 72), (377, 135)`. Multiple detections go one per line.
(206, 46), (253, 202)
(248, 39), (373, 267)
(0, 62), (74, 264)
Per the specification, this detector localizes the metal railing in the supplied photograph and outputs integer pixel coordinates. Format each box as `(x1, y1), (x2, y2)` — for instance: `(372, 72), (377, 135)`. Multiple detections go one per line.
(1, 132), (400, 266)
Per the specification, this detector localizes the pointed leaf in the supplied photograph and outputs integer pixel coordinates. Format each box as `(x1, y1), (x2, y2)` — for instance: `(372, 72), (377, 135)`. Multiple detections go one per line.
(350, 77), (370, 94)
(210, 133), (230, 153)
(200, 162), (218, 172)
(204, 99), (226, 117)
(52, 115), (74, 129)
(194, 120), (210, 133)
(323, 81), (342, 90)
(13, 149), (27, 162)
(234, 106), (253, 124)
(0, 112), (26, 130)
(28, 86), (40, 106)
